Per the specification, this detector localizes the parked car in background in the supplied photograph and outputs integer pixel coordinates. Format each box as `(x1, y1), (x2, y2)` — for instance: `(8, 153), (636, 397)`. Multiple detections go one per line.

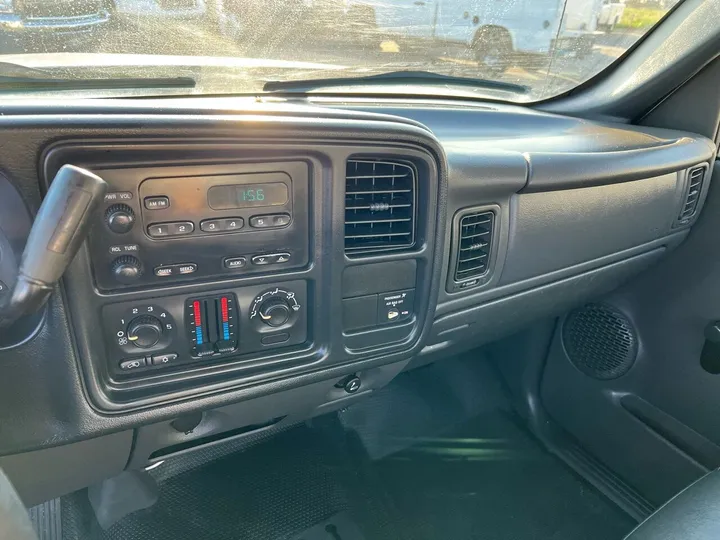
(0, 0), (112, 53)
(345, 0), (598, 74)
(597, 0), (626, 31)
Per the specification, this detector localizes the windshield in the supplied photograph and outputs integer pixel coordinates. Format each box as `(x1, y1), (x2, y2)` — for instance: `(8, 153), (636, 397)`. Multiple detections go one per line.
(0, 0), (680, 102)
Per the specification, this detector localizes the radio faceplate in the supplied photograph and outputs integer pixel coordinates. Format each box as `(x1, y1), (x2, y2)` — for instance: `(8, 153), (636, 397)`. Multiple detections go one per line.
(88, 161), (311, 291)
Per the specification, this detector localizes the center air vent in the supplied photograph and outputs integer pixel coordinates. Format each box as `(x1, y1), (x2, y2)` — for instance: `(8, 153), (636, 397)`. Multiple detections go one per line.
(448, 209), (495, 292)
(345, 159), (416, 255)
(677, 165), (707, 224)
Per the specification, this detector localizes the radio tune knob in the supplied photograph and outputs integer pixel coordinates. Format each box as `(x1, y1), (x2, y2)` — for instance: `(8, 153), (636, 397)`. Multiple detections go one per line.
(126, 315), (163, 348)
(111, 255), (142, 283)
(258, 297), (291, 327)
(105, 204), (135, 234)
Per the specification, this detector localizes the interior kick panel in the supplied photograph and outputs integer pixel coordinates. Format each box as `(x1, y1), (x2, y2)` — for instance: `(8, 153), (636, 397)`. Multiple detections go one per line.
(0, 99), (713, 459)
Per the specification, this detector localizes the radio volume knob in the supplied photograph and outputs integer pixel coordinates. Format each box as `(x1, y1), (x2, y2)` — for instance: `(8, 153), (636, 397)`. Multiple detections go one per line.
(111, 255), (142, 283)
(105, 204), (135, 234)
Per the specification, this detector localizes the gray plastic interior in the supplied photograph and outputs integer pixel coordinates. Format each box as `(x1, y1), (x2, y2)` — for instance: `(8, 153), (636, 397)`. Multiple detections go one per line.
(0, 67), (715, 507)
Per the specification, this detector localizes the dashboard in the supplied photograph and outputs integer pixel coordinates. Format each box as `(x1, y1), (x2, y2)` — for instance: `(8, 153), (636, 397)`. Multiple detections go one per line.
(0, 97), (715, 505)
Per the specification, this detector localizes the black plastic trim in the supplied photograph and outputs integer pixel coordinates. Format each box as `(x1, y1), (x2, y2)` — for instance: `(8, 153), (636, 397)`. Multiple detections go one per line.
(36, 117), (446, 413)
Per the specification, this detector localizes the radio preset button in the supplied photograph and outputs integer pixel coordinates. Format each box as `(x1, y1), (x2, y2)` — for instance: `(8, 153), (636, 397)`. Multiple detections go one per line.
(272, 214), (291, 227)
(148, 221), (195, 237)
(223, 217), (244, 231)
(249, 215), (271, 228)
(249, 214), (291, 229)
(144, 196), (170, 210)
(224, 256), (247, 269)
(147, 223), (170, 237)
(200, 219), (223, 232)
(169, 221), (194, 236)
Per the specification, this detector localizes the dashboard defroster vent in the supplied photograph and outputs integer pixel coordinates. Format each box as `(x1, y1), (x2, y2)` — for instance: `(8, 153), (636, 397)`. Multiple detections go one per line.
(453, 210), (494, 287)
(345, 159), (416, 255)
(677, 165), (706, 224)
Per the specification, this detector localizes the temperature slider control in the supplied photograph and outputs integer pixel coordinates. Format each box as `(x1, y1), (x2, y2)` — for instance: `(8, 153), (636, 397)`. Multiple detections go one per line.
(185, 293), (239, 357)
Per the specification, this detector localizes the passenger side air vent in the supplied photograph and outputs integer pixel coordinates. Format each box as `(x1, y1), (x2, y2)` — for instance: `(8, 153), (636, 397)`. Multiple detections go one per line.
(677, 165), (706, 224)
(451, 210), (495, 290)
(345, 160), (416, 254)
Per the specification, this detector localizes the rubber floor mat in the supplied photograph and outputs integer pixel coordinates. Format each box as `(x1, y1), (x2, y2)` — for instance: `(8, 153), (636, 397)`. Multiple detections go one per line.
(61, 411), (634, 540)
(61, 423), (410, 540)
(60, 357), (635, 540)
(371, 411), (635, 540)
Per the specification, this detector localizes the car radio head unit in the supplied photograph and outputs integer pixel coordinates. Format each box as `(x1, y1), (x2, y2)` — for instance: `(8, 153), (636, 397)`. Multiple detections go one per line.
(87, 161), (310, 291)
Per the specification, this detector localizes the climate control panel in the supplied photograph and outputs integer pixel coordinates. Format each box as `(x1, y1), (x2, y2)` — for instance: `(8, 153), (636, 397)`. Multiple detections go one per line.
(102, 280), (308, 377)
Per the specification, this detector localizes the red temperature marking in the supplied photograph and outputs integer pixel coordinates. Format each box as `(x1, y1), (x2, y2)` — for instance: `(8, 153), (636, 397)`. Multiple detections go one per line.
(193, 300), (201, 325)
(221, 296), (229, 323)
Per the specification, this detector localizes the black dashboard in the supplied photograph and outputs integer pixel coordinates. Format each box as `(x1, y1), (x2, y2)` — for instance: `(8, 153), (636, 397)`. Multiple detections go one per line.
(0, 98), (715, 505)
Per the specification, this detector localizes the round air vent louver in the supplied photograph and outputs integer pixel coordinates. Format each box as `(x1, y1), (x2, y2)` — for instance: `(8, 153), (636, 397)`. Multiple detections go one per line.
(562, 304), (638, 380)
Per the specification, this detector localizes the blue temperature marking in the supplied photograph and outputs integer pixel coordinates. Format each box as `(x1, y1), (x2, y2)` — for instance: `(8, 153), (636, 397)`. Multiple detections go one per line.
(223, 322), (230, 340)
(196, 326), (203, 345)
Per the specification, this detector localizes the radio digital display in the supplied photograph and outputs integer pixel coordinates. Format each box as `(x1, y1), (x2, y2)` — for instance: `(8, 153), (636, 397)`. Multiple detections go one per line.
(208, 182), (289, 210)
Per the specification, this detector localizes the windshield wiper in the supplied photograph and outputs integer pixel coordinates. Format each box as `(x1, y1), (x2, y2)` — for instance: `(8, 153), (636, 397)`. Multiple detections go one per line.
(0, 61), (53, 78)
(0, 75), (196, 92)
(263, 70), (528, 95)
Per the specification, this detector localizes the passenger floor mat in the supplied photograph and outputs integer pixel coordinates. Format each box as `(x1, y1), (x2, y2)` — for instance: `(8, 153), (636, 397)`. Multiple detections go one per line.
(60, 356), (635, 540)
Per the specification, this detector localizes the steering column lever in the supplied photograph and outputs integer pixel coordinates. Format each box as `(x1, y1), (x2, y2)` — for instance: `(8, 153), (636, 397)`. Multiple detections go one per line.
(0, 165), (107, 328)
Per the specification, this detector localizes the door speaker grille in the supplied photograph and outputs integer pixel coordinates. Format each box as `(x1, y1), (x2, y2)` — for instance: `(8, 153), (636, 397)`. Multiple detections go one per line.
(562, 304), (637, 380)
